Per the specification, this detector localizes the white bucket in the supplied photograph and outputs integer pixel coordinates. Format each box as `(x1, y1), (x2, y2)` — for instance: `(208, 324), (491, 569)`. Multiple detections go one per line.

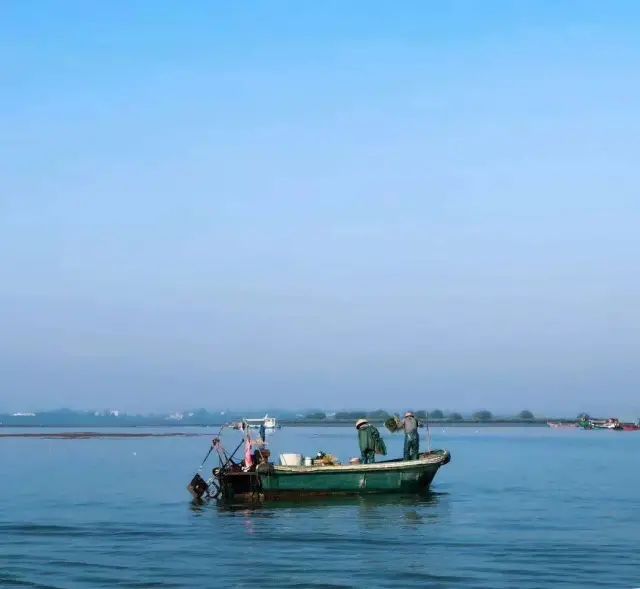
(304, 456), (313, 466)
(279, 453), (303, 466)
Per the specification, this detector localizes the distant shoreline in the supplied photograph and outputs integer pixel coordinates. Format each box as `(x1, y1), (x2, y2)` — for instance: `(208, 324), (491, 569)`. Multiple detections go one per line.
(0, 422), (551, 439)
(0, 420), (552, 431)
(279, 419), (548, 428)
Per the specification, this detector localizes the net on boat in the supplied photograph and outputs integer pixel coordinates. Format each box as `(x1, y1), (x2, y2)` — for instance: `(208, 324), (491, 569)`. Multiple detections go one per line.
(385, 416), (402, 433)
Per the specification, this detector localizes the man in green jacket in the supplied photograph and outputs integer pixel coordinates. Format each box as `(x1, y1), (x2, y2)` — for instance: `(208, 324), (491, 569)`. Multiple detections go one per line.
(356, 419), (386, 464)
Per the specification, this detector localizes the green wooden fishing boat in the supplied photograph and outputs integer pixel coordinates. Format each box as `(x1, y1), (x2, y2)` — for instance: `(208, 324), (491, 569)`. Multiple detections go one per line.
(190, 450), (451, 502)
(260, 450), (450, 498)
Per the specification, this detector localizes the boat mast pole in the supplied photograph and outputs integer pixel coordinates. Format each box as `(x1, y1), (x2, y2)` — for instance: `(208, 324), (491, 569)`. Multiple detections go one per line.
(426, 411), (432, 453)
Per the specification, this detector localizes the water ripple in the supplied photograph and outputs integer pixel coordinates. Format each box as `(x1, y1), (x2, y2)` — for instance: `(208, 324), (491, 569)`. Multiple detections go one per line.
(2, 426), (640, 588)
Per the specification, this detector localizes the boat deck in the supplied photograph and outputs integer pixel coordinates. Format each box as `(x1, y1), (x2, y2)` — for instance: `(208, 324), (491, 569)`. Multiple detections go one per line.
(274, 451), (450, 474)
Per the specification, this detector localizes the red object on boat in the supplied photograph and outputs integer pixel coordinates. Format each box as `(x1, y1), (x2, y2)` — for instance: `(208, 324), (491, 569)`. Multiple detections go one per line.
(621, 424), (640, 431)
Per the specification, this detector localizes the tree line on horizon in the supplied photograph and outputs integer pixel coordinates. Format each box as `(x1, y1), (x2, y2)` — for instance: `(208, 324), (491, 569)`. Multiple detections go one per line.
(1, 407), (539, 427)
(304, 409), (537, 421)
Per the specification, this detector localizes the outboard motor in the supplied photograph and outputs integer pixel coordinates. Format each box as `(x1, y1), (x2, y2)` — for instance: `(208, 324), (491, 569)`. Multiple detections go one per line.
(187, 473), (210, 499)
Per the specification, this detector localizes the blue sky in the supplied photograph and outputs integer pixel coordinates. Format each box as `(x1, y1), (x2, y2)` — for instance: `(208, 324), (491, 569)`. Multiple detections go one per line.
(1, 1), (639, 415)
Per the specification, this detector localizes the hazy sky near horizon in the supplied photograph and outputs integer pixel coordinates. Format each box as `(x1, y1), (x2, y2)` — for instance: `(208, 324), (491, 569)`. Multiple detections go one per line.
(2, 1), (639, 415)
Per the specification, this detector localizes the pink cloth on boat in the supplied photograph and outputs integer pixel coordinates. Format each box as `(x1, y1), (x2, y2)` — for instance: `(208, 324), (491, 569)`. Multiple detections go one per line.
(244, 439), (253, 467)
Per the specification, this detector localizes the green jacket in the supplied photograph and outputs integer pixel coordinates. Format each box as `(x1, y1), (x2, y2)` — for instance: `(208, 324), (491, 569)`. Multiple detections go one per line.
(358, 425), (387, 455)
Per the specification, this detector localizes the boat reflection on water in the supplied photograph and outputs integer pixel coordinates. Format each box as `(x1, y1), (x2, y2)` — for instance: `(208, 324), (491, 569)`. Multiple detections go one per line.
(215, 490), (443, 510)
(191, 490), (447, 525)
(191, 491), (450, 537)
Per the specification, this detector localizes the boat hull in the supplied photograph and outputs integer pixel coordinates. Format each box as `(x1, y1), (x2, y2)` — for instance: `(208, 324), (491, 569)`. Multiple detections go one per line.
(218, 450), (450, 501)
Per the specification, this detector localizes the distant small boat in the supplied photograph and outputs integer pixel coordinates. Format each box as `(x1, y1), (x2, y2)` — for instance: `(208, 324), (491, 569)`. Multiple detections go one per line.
(592, 419), (623, 430)
(542, 419), (639, 431)
(547, 421), (577, 428)
(246, 415), (278, 429)
(574, 416), (640, 431)
(232, 415), (279, 430)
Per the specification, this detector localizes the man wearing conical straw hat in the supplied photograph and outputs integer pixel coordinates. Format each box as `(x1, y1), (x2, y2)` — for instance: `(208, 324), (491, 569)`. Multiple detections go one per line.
(401, 411), (419, 460)
(355, 418), (386, 464)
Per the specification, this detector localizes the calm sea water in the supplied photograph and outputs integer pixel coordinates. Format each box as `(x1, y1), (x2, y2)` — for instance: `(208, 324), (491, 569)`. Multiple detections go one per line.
(1, 426), (639, 588)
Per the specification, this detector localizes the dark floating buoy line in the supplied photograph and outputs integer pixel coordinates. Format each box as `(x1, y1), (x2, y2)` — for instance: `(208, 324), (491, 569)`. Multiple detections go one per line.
(0, 432), (210, 439)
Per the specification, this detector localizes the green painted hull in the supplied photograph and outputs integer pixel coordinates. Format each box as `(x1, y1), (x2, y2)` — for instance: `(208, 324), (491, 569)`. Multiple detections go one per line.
(258, 450), (450, 498)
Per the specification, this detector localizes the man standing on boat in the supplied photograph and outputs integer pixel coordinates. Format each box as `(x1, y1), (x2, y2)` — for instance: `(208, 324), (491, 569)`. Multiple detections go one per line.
(401, 411), (419, 460)
(356, 419), (386, 464)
